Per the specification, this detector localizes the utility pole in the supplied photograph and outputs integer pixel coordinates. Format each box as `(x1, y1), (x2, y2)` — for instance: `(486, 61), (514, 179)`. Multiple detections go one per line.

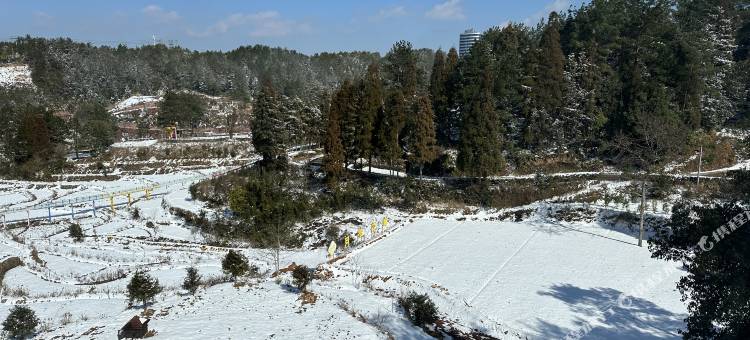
(697, 146), (703, 187)
(639, 181), (646, 247)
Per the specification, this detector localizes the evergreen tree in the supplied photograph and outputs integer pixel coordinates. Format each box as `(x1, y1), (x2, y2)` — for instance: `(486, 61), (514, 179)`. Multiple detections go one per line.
(72, 102), (116, 155)
(228, 171), (306, 271)
(2, 305), (39, 339)
(292, 265), (312, 292)
(650, 172), (750, 339)
(443, 47), (461, 145)
(457, 42), (504, 177)
(126, 270), (162, 307)
(384, 40), (421, 97)
(323, 89), (346, 183)
(359, 62), (383, 171)
(157, 91), (206, 132)
(376, 91), (407, 173)
(182, 266), (201, 295)
(562, 50), (607, 150)
(527, 12), (566, 148)
(252, 80), (287, 168)
(334, 80), (359, 166)
(429, 49), (451, 145)
(221, 250), (249, 280)
(677, 0), (741, 128)
(410, 96), (438, 176)
(68, 223), (84, 242)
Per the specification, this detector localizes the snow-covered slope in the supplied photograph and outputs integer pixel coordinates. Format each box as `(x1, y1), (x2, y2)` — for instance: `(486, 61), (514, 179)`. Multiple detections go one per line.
(110, 95), (161, 114)
(0, 64), (33, 87)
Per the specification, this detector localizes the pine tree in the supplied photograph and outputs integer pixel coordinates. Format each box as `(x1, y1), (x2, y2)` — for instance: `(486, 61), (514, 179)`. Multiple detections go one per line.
(222, 250), (249, 280)
(410, 96), (438, 176)
(359, 62), (383, 172)
(444, 48), (461, 145)
(182, 267), (201, 295)
(68, 223), (84, 242)
(457, 42), (504, 177)
(333, 80), (359, 166)
(126, 270), (162, 307)
(562, 50), (607, 149)
(429, 50), (451, 145)
(384, 40), (421, 98)
(323, 90), (346, 183)
(2, 305), (39, 339)
(377, 91), (407, 173)
(528, 12), (566, 148)
(678, 0), (740, 128)
(252, 80), (287, 168)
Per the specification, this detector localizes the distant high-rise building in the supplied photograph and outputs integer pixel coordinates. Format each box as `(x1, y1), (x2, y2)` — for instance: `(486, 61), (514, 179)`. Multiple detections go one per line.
(459, 28), (482, 57)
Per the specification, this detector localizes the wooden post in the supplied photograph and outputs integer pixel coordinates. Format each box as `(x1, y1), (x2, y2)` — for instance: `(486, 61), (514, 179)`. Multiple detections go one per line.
(48, 206), (52, 222)
(128, 193), (132, 207)
(71, 205), (75, 220)
(639, 181), (645, 247)
(92, 200), (97, 217)
(27, 210), (30, 228)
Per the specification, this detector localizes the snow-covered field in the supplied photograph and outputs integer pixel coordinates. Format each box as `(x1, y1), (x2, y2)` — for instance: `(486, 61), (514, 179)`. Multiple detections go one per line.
(348, 217), (685, 339)
(0, 162), (689, 339)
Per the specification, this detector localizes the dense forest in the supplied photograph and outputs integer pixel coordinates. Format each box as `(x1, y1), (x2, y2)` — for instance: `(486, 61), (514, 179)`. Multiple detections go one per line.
(0, 37), (435, 103)
(321, 0), (750, 180)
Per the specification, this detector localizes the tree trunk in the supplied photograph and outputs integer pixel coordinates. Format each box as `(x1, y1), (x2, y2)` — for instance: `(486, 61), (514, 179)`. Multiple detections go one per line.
(639, 180), (645, 247)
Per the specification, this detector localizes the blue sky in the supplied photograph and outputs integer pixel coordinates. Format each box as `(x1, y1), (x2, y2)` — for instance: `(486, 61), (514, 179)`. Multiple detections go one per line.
(0, 0), (589, 55)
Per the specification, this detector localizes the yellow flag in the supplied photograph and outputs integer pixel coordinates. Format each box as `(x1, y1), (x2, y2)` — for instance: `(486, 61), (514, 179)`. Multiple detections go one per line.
(344, 234), (350, 248)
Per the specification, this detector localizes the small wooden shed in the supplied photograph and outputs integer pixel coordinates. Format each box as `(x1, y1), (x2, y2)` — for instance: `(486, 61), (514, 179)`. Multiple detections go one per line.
(117, 316), (150, 339)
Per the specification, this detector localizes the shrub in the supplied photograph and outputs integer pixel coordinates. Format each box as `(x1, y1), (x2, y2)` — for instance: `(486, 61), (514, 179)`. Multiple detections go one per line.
(145, 221), (154, 228)
(324, 226), (340, 243)
(292, 265), (312, 292)
(131, 207), (140, 220)
(222, 250), (249, 280)
(68, 223), (84, 242)
(126, 271), (162, 307)
(182, 267), (201, 295)
(2, 305), (39, 338)
(398, 292), (438, 327)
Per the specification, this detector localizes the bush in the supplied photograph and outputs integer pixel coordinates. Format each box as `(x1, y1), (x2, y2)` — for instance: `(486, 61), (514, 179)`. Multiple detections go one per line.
(126, 271), (162, 307)
(324, 226), (340, 243)
(131, 207), (140, 220)
(182, 267), (201, 295)
(292, 265), (312, 292)
(68, 223), (84, 242)
(398, 292), (438, 327)
(222, 250), (249, 280)
(3, 305), (39, 338)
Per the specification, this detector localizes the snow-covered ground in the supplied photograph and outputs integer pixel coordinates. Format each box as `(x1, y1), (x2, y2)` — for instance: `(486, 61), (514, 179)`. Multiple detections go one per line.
(0, 162), (690, 339)
(111, 139), (159, 148)
(110, 96), (161, 113)
(0, 64), (33, 87)
(347, 217), (685, 339)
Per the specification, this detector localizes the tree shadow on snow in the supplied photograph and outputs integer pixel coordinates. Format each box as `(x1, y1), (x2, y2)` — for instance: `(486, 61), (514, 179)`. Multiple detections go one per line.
(526, 283), (685, 340)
